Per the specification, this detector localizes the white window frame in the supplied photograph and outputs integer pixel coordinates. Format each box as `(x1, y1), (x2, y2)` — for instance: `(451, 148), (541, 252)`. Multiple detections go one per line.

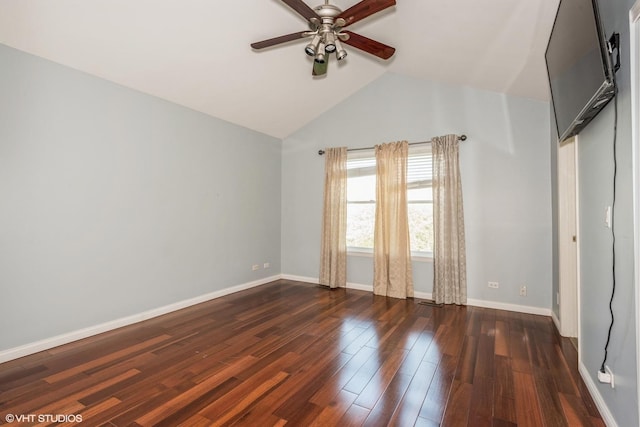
(345, 145), (434, 261)
(345, 149), (376, 256)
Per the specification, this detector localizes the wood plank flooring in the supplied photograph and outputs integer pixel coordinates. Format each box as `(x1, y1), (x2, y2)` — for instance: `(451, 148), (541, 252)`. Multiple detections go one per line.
(0, 279), (603, 426)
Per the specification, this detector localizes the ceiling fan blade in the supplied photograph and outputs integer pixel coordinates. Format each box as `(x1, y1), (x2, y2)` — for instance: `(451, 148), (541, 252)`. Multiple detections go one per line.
(342, 31), (395, 59)
(337, 0), (396, 27)
(281, 0), (321, 22)
(312, 59), (328, 76)
(251, 31), (309, 49)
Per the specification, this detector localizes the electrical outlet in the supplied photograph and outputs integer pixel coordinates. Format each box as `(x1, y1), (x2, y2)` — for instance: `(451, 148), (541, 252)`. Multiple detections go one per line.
(252, 264), (260, 271)
(263, 262), (270, 269)
(606, 365), (615, 389)
(598, 366), (615, 388)
(488, 281), (499, 289)
(520, 286), (527, 296)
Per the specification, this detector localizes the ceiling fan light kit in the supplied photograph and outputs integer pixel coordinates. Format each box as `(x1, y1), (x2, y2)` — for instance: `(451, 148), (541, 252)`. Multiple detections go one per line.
(251, 0), (396, 76)
(315, 42), (327, 64)
(335, 39), (348, 60)
(304, 34), (322, 56)
(324, 32), (337, 53)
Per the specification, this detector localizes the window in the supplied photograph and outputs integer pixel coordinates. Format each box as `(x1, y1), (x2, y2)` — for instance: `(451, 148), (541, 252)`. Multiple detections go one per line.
(346, 146), (433, 257)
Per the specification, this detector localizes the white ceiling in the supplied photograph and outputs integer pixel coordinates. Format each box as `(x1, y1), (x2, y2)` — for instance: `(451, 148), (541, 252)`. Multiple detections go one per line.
(0, 0), (559, 139)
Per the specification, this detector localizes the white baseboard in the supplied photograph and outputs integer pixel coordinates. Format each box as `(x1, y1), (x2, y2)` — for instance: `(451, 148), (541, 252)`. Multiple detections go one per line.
(578, 361), (618, 426)
(552, 310), (561, 332)
(280, 274), (551, 316)
(467, 298), (551, 316)
(0, 275), (280, 364)
(347, 282), (373, 292)
(280, 274), (320, 284)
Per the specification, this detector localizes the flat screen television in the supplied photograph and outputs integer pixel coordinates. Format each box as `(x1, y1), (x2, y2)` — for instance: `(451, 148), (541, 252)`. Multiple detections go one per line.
(545, 0), (616, 142)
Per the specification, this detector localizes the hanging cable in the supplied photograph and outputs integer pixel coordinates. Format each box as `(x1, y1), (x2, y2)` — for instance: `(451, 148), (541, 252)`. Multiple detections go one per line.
(600, 79), (619, 374)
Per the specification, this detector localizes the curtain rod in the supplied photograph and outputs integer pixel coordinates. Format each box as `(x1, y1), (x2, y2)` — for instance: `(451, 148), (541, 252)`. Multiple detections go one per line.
(317, 134), (467, 155)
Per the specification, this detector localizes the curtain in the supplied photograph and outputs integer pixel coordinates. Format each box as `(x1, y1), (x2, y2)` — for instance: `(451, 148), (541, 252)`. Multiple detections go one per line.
(432, 134), (467, 304)
(373, 141), (414, 299)
(319, 147), (348, 288)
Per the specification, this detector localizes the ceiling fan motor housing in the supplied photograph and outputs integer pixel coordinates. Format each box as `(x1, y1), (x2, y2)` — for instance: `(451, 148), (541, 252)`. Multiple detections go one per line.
(314, 4), (342, 19)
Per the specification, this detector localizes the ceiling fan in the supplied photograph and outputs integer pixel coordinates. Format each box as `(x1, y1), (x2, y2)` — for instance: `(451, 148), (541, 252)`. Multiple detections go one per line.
(250, 0), (396, 76)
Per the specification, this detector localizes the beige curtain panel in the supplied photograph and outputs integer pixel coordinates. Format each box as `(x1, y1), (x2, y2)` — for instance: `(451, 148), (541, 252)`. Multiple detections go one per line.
(432, 134), (467, 305)
(319, 147), (348, 288)
(373, 141), (414, 299)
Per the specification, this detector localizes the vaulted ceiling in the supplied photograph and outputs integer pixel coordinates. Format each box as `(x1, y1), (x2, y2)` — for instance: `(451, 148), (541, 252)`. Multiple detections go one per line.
(0, 0), (559, 138)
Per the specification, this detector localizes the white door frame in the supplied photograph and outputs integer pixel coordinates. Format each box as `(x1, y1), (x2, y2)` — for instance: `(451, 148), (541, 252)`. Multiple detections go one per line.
(557, 136), (579, 338)
(630, 2), (640, 425)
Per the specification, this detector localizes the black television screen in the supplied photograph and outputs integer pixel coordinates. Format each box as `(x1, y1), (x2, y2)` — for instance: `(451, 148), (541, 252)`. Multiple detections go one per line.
(545, 0), (616, 142)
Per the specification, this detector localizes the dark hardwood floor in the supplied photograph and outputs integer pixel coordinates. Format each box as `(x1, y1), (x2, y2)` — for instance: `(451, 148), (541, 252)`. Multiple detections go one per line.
(0, 279), (603, 426)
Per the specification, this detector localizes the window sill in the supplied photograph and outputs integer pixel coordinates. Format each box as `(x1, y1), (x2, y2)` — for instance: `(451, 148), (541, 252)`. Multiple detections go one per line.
(347, 249), (433, 263)
(411, 254), (434, 262)
(347, 249), (373, 258)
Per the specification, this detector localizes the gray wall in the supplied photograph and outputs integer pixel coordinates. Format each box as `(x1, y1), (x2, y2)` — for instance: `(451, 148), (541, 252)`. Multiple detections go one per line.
(577, 1), (638, 425)
(281, 73), (552, 309)
(0, 44), (282, 352)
